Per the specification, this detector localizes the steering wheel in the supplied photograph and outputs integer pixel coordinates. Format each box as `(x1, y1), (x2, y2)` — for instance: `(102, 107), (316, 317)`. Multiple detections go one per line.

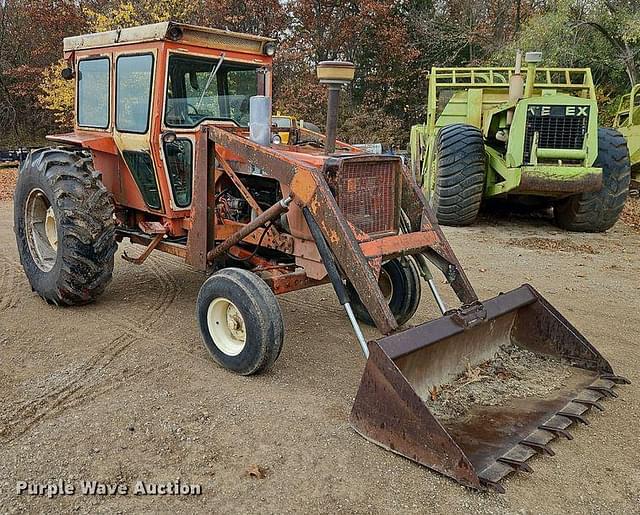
(166, 102), (200, 123)
(186, 103), (200, 116)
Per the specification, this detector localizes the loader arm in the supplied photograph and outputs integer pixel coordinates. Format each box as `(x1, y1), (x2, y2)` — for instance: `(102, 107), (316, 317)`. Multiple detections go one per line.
(198, 125), (478, 334)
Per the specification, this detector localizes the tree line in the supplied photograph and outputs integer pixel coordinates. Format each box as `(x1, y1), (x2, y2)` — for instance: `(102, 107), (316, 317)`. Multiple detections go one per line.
(0, 0), (637, 148)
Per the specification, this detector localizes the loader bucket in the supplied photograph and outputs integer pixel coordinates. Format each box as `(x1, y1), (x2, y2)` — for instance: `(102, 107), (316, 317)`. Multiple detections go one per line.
(350, 284), (628, 492)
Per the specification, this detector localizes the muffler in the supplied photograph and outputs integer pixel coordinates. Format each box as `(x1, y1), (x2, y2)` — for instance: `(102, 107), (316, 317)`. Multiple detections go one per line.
(350, 284), (628, 492)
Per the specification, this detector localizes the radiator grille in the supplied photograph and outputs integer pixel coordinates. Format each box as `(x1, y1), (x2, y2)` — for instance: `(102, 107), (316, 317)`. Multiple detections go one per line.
(336, 160), (397, 235)
(523, 105), (589, 163)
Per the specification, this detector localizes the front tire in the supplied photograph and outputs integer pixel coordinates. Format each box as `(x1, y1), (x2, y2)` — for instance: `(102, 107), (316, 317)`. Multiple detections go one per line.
(555, 128), (630, 232)
(346, 258), (421, 327)
(431, 124), (486, 226)
(197, 268), (284, 375)
(14, 149), (116, 305)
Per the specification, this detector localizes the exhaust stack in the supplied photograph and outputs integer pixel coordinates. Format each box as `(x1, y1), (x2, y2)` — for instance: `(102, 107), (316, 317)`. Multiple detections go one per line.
(507, 50), (524, 126)
(524, 51), (542, 98)
(317, 61), (355, 154)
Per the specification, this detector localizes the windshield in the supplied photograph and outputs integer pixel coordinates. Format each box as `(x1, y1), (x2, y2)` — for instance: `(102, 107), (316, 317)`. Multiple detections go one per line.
(165, 54), (259, 128)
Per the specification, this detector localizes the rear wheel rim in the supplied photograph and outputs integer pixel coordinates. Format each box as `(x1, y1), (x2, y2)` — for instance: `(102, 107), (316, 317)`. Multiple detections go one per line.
(25, 189), (58, 272)
(207, 298), (247, 356)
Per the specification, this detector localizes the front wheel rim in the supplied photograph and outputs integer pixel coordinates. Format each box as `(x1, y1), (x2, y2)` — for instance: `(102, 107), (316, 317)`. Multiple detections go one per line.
(25, 189), (58, 272)
(206, 298), (247, 356)
(378, 268), (394, 302)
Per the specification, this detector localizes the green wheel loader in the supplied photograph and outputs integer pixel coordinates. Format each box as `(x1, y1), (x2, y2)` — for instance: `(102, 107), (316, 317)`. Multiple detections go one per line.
(614, 84), (640, 189)
(410, 52), (631, 231)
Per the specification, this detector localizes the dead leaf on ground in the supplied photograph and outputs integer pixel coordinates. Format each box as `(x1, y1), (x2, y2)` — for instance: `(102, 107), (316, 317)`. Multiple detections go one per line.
(430, 385), (439, 401)
(244, 464), (268, 479)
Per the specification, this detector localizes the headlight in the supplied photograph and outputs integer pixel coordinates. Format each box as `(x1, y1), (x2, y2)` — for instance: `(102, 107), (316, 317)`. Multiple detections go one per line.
(264, 42), (277, 57)
(162, 131), (177, 144)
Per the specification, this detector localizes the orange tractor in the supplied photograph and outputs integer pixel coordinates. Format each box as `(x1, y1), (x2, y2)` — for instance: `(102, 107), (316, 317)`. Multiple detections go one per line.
(14, 22), (627, 492)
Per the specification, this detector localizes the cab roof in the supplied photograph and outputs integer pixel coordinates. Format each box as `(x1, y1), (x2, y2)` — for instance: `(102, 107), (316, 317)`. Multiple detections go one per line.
(63, 21), (275, 55)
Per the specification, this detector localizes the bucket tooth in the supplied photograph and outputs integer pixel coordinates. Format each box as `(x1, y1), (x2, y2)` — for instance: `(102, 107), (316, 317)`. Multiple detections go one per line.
(521, 430), (556, 456)
(574, 399), (605, 412)
(479, 476), (507, 494)
(557, 401), (590, 425)
(600, 374), (631, 385)
(521, 440), (555, 456)
(478, 462), (516, 490)
(557, 411), (590, 425)
(539, 424), (573, 440)
(587, 385), (618, 398)
(497, 444), (537, 472)
(497, 458), (533, 473)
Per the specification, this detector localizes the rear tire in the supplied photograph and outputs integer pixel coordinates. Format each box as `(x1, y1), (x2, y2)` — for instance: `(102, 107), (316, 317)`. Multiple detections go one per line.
(347, 258), (421, 327)
(554, 128), (630, 232)
(197, 268), (284, 375)
(431, 124), (486, 226)
(14, 148), (116, 305)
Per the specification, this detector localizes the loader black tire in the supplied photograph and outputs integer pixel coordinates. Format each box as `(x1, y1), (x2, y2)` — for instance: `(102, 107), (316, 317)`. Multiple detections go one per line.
(197, 268), (284, 375)
(14, 148), (117, 306)
(432, 123), (486, 226)
(554, 128), (630, 232)
(346, 258), (421, 327)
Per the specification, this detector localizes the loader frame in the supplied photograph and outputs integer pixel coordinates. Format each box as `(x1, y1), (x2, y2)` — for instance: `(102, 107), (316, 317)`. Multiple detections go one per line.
(186, 125), (477, 334)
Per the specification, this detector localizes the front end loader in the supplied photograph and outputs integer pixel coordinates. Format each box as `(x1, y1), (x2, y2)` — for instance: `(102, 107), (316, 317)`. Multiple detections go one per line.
(410, 51), (631, 230)
(13, 23), (628, 492)
(614, 84), (640, 189)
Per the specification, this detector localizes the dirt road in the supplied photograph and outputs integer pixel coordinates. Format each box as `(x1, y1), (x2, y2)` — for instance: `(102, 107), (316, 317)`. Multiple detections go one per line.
(1, 195), (639, 513)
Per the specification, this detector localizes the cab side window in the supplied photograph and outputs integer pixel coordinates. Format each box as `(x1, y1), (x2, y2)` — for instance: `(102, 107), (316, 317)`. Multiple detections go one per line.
(116, 54), (154, 133)
(77, 58), (110, 128)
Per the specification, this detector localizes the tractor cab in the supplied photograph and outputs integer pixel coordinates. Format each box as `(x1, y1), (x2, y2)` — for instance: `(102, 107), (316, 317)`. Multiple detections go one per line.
(48, 22), (276, 219)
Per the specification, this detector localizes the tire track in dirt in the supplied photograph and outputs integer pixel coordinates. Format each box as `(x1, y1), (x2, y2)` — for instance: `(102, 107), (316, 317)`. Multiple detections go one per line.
(114, 249), (185, 329)
(0, 332), (170, 444)
(143, 253), (182, 327)
(0, 255), (23, 313)
(279, 295), (343, 316)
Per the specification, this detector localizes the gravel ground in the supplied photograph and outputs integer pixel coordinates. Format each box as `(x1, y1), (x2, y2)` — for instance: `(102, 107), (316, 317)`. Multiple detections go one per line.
(0, 196), (639, 513)
(0, 168), (17, 201)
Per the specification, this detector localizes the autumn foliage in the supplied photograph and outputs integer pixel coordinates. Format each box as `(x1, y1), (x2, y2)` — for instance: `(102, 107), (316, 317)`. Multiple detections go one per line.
(0, 0), (638, 148)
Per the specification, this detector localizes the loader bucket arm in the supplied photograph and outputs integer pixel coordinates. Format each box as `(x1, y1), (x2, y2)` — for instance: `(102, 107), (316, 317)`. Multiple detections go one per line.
(203, 126), (478, 334)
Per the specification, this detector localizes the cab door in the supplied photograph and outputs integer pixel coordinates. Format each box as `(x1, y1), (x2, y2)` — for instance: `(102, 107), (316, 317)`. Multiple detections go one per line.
(112, 50), (164, 213)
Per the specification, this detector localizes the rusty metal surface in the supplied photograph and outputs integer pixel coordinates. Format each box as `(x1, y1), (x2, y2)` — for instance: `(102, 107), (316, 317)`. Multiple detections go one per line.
(126, 233), (187, 259)
(359, 231), (438, 260)
(350, 342), (482, 490)
(207, 197), (290, 262)
(204, 125), (487, 334)
(351, 284), (628, 491)
(207, 126), (399, 334)
(332, 156), (401, 236)
(261, 269), (329, 295)
(516, 168), (602, 194)
(122, 233), (164, 264)
(185, 129), (211, 269)
(398, 163), (478, 304)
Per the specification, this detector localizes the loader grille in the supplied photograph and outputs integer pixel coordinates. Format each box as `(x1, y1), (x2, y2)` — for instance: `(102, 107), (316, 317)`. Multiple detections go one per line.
(523, 105), (590, 164)
(335, 158), (399, 236)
